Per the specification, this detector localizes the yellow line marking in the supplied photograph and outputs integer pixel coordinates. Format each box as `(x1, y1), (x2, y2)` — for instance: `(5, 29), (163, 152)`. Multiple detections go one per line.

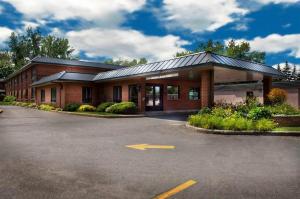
(126, 144), (175, 150)
(153, 180), (197, 199)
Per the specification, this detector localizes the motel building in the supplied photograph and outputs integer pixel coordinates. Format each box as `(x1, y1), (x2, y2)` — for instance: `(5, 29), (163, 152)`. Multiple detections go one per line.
(4, 52), (283, 113)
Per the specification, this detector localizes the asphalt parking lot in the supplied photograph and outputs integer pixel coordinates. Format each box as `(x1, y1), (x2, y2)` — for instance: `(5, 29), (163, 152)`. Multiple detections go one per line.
(0, 106), (299, 199)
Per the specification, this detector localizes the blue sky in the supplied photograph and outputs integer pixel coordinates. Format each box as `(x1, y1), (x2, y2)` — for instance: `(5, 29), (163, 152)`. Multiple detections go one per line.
(0, 0), (299, 68)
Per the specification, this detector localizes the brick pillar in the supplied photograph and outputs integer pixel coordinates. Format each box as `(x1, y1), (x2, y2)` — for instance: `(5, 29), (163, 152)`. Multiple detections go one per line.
(138, 79), (146, 113)
(201, 70), (214, 108)
(263, 76), (272, 105)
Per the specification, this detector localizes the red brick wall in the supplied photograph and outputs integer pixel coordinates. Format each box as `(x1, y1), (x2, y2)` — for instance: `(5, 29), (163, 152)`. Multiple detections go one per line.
(101, 78), (201, 112)
(36, 84), (61, 107)
(36, 82), (100, 108)
(5, 63), (109, 102)
(35, 64), (107, 80)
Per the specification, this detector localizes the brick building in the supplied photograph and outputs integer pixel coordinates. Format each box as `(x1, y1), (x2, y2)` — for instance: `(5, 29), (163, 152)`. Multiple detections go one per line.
(5, 52), (283, 112)
(4, 57), (123, 103)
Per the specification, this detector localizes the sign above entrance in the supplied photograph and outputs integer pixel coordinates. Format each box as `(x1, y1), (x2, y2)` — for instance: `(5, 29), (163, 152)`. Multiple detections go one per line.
(146, 73), (179, 80)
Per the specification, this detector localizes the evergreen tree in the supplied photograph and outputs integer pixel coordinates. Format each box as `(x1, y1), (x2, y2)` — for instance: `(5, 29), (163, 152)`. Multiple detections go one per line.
(291, 64), (297, 81)
(282, 61), (292, 81)
(277, 64), (281, 72)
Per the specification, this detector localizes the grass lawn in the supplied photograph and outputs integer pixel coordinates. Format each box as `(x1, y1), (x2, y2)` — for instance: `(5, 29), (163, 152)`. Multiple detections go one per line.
(0, 102), (13, 105)
(273, 127), (300, 132)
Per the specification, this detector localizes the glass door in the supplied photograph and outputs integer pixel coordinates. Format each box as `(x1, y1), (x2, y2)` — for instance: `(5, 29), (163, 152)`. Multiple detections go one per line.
(145, 84), (163, 111)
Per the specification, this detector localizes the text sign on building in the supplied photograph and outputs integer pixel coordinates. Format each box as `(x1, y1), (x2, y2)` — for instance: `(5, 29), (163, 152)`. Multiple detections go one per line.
(146, 73), (179, 80)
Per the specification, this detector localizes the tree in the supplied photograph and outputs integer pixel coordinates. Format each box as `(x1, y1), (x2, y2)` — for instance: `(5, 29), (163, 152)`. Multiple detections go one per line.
(174, 39), (266, 63)
(277, 64), (281, 72)
(0, 51), (14, 79)
(8, 27), (75, 69)
(105, 58), (148, 67)
(40, 35), (74, 59)
(282, 61), (292, 81)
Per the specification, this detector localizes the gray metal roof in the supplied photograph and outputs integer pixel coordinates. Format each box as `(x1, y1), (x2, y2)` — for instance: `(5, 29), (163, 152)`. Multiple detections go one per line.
(6, 56), (124, 80)
(31, 57), (124, 70)
(93, 52), (284, 81)
(32, 71), (96, 86)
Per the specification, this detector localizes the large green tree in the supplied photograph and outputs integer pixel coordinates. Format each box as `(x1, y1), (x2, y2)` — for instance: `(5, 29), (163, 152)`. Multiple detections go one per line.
(0, 51), (14, 79)
(175, 39), (266, 63)
(8, 27), (75, 70)
(105, 57), (148, 67)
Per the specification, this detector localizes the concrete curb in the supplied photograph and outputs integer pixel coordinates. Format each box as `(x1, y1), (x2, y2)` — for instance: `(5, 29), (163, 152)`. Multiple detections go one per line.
(53, 110), (145, 118)
(186, 123), (300, 136)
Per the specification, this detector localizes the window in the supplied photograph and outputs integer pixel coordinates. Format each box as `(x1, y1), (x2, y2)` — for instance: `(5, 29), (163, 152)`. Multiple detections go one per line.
(113, 86), (122, 102)
(41, 89), (45, 102)
(31, 68), (37, 81)
(51, 87), (57, 102)
(189, 87), (200, 100)
(167, 85), (180, 100)
(82, 87), (92, 103)
(129, 85), (139, 105)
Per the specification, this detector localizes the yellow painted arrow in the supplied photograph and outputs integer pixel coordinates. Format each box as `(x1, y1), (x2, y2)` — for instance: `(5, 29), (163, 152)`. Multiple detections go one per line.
(126, 144), (175, 150)
(154, 180), (197, 199)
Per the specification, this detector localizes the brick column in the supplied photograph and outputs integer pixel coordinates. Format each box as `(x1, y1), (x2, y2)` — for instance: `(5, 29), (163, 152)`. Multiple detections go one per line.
(201, 70), (214, 108)
(138, 79), (146, 113)
(263, 76), (272, 105)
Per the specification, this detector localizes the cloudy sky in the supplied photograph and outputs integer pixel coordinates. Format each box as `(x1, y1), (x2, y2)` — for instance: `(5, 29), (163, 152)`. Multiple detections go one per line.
(0, 0), (299, 66)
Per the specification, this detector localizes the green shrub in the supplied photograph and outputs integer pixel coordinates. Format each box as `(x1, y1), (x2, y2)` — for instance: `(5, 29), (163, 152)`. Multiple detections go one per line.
(266, 103), (299, 115)
(27, 103), (37, 108)
(248, 107), (272, 120)
(19, 102), (30, 107)
(14, 102), (22, 106)
(3, 95), (16, 102)
(64, 103), (81, 112)
(77, 104), (96, 112)
(96, 102), (115, 112)
(255, 119), (277, 131)
(105, 102), (137, 114)
(38, 104), (55, 111)
(211, 107), (233, 117)
(268, 88), (287, 105)
(198, 107), (211, 115)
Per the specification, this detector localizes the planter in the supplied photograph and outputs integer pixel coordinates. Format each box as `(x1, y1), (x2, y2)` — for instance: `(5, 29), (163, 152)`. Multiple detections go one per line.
(186, 123), (300, 136)
(272, 115), (300, 127)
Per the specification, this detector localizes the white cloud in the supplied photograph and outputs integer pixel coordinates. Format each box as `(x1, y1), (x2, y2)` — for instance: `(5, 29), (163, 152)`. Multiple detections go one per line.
(232, 34), (300, 58)
(4, 0), (146, 26)
(22, 21), (40, 29)
(0, 27), (13, 47)
(160, 0), (248, 32)
(253, 0), (300, 4)
(66, 28), (189, 61)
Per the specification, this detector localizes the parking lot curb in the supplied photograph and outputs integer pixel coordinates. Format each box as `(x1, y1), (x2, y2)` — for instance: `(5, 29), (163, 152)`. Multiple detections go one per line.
(186, 123), (300, 136)
(55, 110), (145, 118)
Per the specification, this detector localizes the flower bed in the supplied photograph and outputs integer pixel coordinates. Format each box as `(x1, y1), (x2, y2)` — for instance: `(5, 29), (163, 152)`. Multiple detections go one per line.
(188, 97), (300, 132)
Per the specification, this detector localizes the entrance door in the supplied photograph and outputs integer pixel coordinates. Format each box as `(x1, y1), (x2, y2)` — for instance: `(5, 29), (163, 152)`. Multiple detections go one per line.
(145, 84), (163, 111)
